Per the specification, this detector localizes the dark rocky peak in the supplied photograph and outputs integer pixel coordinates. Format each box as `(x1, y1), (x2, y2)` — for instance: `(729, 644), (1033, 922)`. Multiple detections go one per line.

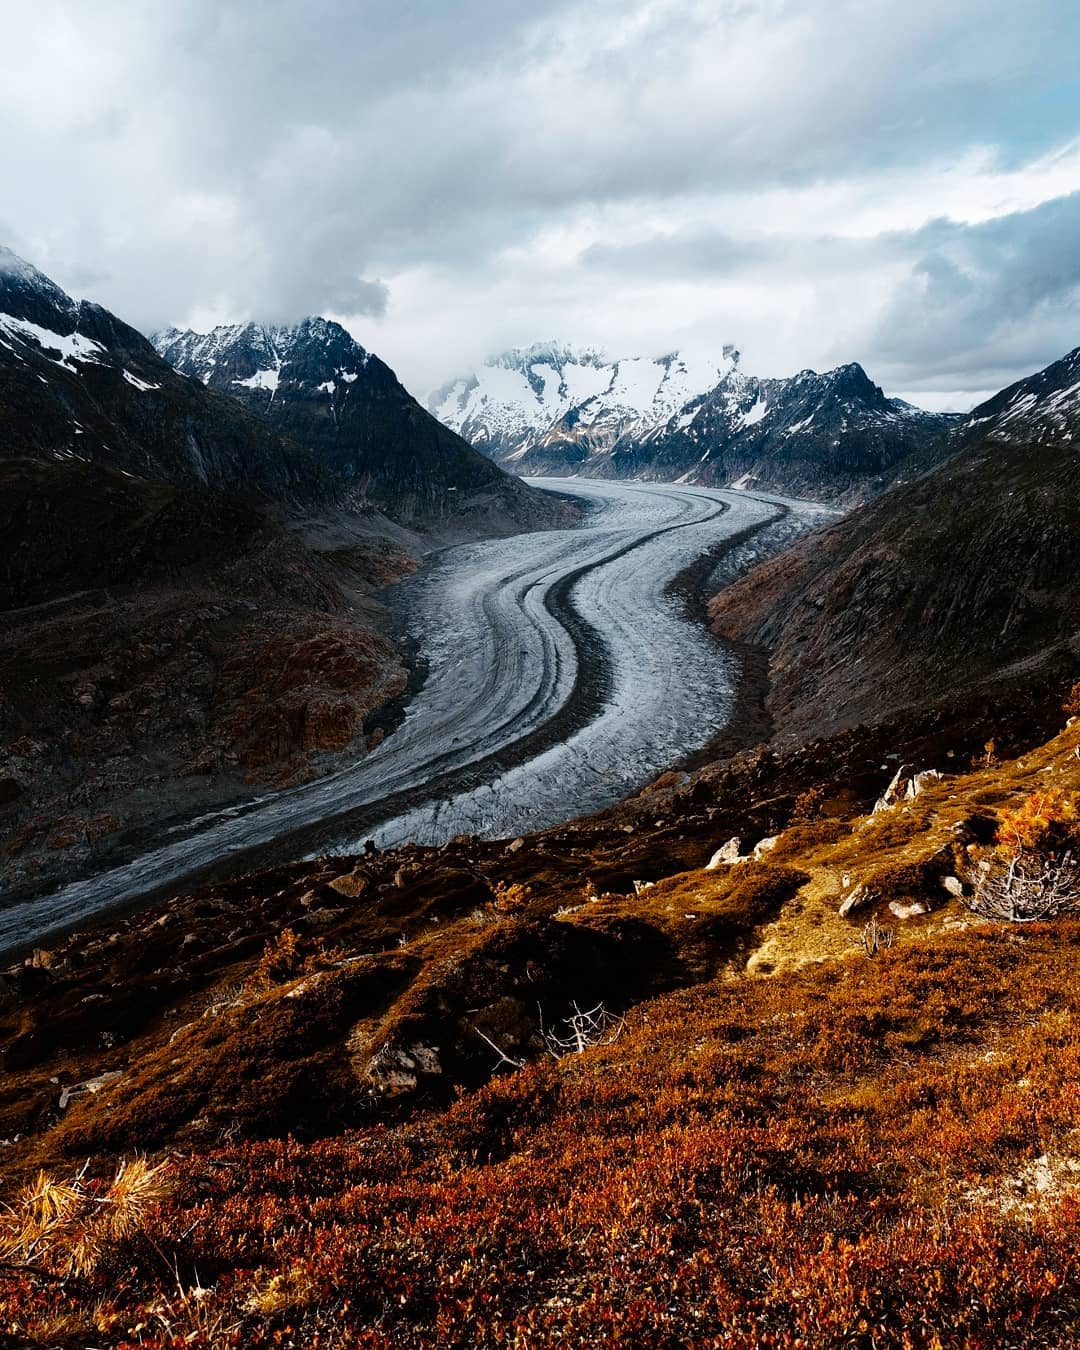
(960, 345), (1080, 447)
(153, 317), (373, 405)
(153, 316), (566, 531)
(795, 361), (889, 410)
(0, 245), (79, 329)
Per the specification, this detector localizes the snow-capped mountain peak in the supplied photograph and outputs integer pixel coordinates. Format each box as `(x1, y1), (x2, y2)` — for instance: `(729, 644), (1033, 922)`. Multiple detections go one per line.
(152, 318), (372, 401)
(490, 340), (607, 373)
(0, 244), (87, 338)
(429, 342), (740, 458)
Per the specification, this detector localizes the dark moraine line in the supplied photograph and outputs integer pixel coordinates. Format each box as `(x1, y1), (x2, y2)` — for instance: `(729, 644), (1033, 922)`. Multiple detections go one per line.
(0, 481), (826, 956)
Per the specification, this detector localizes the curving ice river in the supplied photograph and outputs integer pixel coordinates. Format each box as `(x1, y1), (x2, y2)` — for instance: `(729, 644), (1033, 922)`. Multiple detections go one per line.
(0, 479), (832, 954)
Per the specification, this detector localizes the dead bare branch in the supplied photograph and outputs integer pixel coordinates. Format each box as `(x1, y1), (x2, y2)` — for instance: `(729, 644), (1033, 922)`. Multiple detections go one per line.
(967, 850), (1080, 923)
(473, 1027), (526, 1070)
(861, 916), (894, 957)
(539, 1001), (625, 1059)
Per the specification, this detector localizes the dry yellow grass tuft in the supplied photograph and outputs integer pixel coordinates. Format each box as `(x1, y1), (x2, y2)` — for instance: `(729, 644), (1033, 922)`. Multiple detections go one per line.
(0, 1156), (170, 1280)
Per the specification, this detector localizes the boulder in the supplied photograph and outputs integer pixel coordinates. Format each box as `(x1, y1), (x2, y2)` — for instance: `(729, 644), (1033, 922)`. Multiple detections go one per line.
(889, 900), (929, 920)
(706, 838), (742, 870)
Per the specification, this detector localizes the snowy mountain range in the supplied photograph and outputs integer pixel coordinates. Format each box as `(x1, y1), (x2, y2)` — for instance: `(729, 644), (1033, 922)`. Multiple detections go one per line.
(430, 341), (742, 459)
(430, 343), (960, 501)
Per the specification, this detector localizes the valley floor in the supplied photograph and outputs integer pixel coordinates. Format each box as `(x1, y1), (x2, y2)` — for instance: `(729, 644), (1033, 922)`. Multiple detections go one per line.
(0, 480), (829, 957)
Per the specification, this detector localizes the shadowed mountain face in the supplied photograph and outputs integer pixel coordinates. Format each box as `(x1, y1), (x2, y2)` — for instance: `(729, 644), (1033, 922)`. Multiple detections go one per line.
(958, 344), (1080, 449)
(0, 249), (572, 901)
(430, 343), (958, 502)
(0, 246), (567, 533)
(154, 320), (569, 530)
(709, 373), (1080, 744)
(0, 248), (324, 506)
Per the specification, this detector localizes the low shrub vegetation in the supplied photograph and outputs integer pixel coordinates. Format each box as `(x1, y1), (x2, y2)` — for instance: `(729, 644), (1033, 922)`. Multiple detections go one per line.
(3, 714), (1080, 1344)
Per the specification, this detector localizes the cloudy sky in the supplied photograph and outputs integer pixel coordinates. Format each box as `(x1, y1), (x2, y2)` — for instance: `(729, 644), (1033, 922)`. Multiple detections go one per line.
(2, 0), (1079, 409)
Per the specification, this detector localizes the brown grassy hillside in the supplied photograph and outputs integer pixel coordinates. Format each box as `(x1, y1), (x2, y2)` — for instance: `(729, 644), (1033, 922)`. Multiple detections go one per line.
(2, 698), (1079, 1345)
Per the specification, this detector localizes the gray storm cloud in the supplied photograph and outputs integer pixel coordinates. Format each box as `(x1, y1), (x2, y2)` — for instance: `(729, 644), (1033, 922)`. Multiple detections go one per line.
(0, 0), (1077, 403)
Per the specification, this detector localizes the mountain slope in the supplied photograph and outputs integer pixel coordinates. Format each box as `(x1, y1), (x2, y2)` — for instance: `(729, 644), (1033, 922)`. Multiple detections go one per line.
(431, 343), (956, 501)
(959, 344), (1080, 448)
(154, 321), (568, 531)
(709, 353), (1080, 744)
(0, 248), (324, 505)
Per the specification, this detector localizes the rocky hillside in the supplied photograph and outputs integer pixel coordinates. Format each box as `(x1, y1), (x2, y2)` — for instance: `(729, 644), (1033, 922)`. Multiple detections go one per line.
(431, 342), (956, 501)
(154, 320), (568, 531)
(0, 458), (417, 901)
(2, 674), (1079, 1344)
(709, 350), (1080, 746)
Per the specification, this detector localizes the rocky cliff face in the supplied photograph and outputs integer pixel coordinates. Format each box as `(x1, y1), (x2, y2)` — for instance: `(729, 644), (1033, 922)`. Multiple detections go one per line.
(154, 320), (570, 531)
(431, 342), (957, 501)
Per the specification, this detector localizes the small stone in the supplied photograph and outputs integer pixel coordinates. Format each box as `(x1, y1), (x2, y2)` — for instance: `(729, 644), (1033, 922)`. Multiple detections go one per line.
(889, 900), (929, 920)
(839, 884), (872, 918)
(907, 770), (943, 799)
(507, 837), (525, 853)
(943, 875), (964, 897)
(304, 907), (345, 929)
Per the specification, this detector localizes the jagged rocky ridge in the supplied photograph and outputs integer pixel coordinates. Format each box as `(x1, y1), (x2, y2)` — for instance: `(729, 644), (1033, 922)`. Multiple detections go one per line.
(958, 343), (1080, 448)
(430, 342), (958, 501)
(709, 344), (1080, 746)
(153, 319), (563, 530)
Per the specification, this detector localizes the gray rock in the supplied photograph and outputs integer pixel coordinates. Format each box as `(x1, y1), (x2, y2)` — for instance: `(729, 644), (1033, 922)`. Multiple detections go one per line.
(889, 900), (929, 920)
(839, 884), (873, 918)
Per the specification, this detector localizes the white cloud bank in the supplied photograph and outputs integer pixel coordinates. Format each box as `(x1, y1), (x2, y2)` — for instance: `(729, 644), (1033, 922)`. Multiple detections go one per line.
(1, 0), (1078, 408)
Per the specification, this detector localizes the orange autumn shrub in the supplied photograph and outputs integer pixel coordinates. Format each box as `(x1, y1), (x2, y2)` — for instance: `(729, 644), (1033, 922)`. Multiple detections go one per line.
(6, 924), (1080, 1347)
(995, 790), (1080, 857)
